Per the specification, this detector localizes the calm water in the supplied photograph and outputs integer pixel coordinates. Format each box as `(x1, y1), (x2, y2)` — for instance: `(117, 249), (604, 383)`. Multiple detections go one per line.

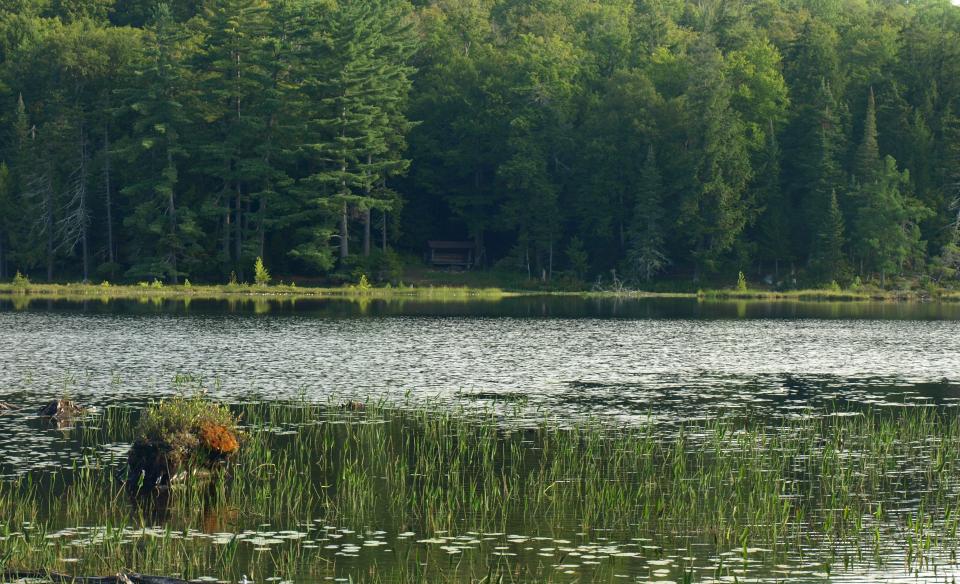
(1, 296), (959, 419)
(3, 296), (960, 583)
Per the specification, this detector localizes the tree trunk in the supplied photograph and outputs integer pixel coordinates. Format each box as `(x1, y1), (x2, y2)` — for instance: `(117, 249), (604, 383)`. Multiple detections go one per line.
(167, 150), (179, 285)
(223, 197), (231, 266)
(103, 125), (114, 267)
(0, 234), (5, 280)
(79, 126), (89, 283)
(381, 210), (387, 253)
(340, 202), (349, 260)
(234, 183), (242, 280)
(363, 207), (371, 257)
(548, 241), (553, 281)
(259, 195), (266, 260)
(46, 181), (54, 282)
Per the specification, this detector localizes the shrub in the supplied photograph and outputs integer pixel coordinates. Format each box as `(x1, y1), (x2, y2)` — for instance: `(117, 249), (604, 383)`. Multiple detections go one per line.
(151, 278), (164, 289)
(358, 274), (371, 292)
(254, 257), (271, 286)
(12, 271), (29, 291)
(736, 271), (748, 291)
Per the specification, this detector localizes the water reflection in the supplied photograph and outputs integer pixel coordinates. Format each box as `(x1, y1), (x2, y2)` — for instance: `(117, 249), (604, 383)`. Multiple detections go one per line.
(5, 294), (960, 319)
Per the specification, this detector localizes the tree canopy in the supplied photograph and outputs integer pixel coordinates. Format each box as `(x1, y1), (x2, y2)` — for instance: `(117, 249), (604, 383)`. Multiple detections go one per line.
(1, 0), (960, 287)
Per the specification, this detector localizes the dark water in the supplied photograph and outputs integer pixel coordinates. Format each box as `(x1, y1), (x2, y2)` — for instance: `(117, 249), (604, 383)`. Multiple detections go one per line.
(3, 296), (960, 583)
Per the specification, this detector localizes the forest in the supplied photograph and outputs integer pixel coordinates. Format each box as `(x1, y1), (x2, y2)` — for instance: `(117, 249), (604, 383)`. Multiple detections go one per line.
(0, 0), (959, 289)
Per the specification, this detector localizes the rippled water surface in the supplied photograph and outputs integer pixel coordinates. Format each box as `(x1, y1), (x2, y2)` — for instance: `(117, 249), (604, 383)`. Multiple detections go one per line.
(2, 296), (960, 418)
(3, 296), (960, 583)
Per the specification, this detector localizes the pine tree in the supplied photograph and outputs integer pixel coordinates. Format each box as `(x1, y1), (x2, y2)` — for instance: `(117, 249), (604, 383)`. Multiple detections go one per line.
(625, 145), (667, 281)
(810, 189), (845, 284)
(193, 0), (273, 278)
(291, 0), (415, 271)
(119, 4), (199, 283)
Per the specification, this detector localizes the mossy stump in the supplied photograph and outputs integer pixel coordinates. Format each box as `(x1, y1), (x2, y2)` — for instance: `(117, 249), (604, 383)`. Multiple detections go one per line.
(126, 396), (240, 491)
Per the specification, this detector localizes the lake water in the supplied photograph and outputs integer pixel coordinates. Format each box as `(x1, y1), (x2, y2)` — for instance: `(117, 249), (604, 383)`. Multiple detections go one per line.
(2, 296), (960, 420)
(3, 296), (960, 584)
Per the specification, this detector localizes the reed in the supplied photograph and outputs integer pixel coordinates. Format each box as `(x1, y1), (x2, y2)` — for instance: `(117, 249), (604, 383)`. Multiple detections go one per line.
(2, 397), (960, 582)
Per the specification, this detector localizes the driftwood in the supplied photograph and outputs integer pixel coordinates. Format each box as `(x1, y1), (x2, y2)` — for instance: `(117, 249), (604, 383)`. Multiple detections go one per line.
(0, 571), (188, 584)
(37, 400), (85, 419)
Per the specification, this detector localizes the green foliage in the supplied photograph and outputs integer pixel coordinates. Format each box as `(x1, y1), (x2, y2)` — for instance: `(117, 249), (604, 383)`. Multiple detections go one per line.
(357, 274), (371, 292)
(565, 237), (589, 281)
(0, 0), (959, 288)
(135, 394), (238, 448)
(736, 271), (748, 291)
(810, 190), (847, 285)
(12, 271), (29, 290)
(254, 257), (270, 287)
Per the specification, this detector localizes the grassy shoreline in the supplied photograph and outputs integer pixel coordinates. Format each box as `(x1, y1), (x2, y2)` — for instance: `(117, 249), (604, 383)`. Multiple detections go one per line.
(0, 280), (958, 303)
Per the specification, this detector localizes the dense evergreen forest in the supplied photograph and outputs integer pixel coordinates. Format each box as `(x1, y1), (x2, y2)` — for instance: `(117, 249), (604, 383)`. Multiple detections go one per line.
(1, 0), (960, 288)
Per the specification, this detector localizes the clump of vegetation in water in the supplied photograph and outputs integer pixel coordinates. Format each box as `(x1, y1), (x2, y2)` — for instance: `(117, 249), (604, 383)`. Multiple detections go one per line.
(127, 395), (240, 489)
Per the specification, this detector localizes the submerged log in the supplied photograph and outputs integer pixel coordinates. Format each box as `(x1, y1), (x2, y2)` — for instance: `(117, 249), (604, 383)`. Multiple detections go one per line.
(0, 571), (189, 584)
(0, 401), (14, 413)
(37, 399), (85, 419)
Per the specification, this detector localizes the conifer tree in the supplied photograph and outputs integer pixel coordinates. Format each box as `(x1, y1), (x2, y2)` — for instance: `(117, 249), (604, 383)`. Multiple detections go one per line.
(854, 87), (881, 186)
(755, 122), (791, 277)
(625, 145), (667, 281)
(810, 189), (845, 284)
(679, 35), (753, 277)
(119, 4), (198, 283)
(193, 0), (273, 278)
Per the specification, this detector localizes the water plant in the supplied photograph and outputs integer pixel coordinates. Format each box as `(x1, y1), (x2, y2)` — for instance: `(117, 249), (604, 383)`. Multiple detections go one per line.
(2, 395), (960, 582)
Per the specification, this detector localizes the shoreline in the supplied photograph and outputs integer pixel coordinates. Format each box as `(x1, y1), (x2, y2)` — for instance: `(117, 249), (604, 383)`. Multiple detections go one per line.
(0, 281), (955, 303)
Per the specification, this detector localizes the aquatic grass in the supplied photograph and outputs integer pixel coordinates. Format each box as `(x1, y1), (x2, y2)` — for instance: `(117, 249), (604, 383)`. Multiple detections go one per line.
(4, 398), (960, 581)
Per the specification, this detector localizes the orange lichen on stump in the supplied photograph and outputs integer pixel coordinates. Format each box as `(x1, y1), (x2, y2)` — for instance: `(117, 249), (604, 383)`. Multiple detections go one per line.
(200, 423), (239, 455)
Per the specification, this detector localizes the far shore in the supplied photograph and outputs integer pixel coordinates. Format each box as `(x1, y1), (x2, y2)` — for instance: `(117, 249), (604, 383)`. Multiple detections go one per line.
(0, 280), (956, 303)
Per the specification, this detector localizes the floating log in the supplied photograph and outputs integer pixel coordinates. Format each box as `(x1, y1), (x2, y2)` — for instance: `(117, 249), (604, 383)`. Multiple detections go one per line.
(0, 571), (189, 584)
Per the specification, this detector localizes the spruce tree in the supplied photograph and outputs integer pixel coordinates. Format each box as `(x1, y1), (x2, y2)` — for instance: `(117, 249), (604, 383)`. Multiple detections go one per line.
(854, 87), (881, 186)
(755, 122), (791, 277)
(810, 189), (845, 284)
(679, 35), (753, 277)
(625, 145), (667, 281)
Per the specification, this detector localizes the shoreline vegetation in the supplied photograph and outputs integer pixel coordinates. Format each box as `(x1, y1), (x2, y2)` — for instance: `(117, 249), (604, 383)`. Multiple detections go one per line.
(1, 276), (958, 303)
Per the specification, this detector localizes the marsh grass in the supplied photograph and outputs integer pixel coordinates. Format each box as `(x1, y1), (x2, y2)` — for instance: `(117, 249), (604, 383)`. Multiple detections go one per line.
(2, 399), (960, 581)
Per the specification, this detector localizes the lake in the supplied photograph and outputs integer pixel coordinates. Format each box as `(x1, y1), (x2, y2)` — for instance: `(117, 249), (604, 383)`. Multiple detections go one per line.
(1, 296), (960, 583)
